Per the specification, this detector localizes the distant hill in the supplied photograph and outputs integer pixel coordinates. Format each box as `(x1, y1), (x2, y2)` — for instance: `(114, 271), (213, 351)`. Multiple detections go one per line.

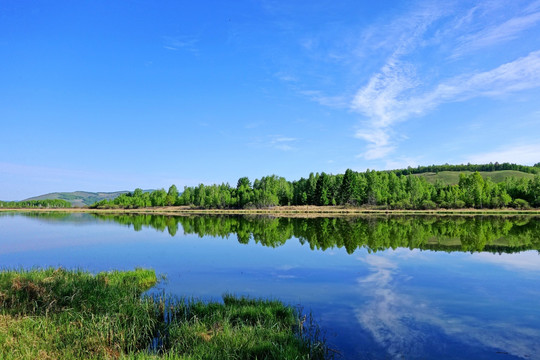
(24, 191), (133, 207)
(413, 170), (535, 185)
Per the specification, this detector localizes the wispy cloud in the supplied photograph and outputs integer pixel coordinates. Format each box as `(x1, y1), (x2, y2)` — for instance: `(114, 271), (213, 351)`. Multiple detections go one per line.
(248, 135), (298, 152)
(163, 36), (199, 53)
(383, 156), (421, 171)
(352, 45), (540, 159)
(299, 90), (347, 108)
(354, 128), (394, 160)
(409, 50), (540, 109)
(283, 1), (540, 161)
(270, 136), (297, 151)
(454, 10), (540, 57)
(273, 136), (296, 142)
(244, 121), (264, 129)
(473, 252), (540, 271)
(465, 143), (540, 165)
(274, 72), (298, 83)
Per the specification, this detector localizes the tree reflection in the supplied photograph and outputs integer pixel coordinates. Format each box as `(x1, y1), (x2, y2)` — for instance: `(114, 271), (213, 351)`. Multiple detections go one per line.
(89, 214), (540, 254)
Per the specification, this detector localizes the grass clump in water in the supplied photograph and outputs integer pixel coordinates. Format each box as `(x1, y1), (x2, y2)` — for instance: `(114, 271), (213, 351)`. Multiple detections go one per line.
(0, 268), (330, 359)
(161, 294), (328, 359)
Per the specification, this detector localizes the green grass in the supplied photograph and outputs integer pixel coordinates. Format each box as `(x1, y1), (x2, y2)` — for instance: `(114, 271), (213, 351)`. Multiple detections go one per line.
(413, 170), (535, 185)
(0, 268), (329, 359)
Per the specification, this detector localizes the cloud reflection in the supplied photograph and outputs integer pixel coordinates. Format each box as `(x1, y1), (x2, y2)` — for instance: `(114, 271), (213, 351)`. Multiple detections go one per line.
(472, 251), (540, 271)
(355, 253), (540, 359)
(356, 255), (429, 357)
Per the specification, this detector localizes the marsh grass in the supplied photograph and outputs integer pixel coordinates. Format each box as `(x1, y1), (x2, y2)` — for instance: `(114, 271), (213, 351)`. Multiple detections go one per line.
(0, 268), (329, 359)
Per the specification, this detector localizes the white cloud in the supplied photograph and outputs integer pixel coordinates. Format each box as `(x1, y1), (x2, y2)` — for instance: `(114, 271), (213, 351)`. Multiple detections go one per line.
(318, 2), (540, 161)
(383, 157), (421, 171)
(352, 50), (540, 160)
(454, 11), (540, 57)
(357, 145), (395, 161)
(163, 36), (198, 53)
(244, 121), (264, 129)
(472, 252), (540, 271)
(300, 90), (347, 108)
(274, 144), (293, 151)
(273, 137), (296, 143)
(465, 144), (540, 165)
(352, 60), (417, 127)
(275, 72), (298, 83)
(248, 135), (299, 152)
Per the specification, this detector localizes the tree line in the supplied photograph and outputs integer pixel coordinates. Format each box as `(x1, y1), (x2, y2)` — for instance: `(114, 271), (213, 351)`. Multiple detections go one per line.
(90, 166), (540, 210)
(391, 162), (540, 176)
(0, 199), (72, 208)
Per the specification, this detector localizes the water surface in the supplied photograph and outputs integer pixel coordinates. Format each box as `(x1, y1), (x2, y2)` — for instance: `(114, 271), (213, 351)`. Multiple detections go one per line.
(1, 212), (539, 359)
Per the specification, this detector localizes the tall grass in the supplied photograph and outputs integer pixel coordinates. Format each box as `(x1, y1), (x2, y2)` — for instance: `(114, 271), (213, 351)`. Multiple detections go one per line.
(0, 268), (330, 359)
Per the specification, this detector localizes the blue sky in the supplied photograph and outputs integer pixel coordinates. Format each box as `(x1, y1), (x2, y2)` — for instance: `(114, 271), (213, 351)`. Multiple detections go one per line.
(1, 0), (540, 200)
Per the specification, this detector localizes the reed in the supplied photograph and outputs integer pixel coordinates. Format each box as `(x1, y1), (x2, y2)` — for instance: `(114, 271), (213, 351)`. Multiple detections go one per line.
(0, 268), (329, 359)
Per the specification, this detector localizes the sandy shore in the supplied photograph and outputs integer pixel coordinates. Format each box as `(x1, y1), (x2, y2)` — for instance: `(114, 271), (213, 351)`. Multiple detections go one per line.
(1, 205), (539, 217)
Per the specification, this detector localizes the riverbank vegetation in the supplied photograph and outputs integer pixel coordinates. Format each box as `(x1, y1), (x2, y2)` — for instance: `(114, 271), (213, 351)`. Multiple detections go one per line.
(90, 163), (540, 210)
(0, 268), (328, 359)
(0, 199), (71, 209)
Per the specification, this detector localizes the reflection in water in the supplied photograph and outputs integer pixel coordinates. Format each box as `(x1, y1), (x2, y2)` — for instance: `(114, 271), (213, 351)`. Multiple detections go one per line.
(355, 255), (423, 356)
(83, 213), (540, 253)
(356, 252), (540, 359)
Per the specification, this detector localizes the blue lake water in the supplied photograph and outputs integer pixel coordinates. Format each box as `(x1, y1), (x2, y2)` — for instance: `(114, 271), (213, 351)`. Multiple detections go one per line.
(1, 212), (539, 359)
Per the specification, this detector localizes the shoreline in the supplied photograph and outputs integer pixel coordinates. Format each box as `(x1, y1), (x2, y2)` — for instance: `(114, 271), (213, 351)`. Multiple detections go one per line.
(1, 205), (539, 217)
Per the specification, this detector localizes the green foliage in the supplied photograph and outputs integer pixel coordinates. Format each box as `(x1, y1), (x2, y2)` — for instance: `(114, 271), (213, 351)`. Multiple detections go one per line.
(0, 199), (72, 208)
(166, 185), (179, 206)
(415, 170), (535, 185)
(88, 164), (540, 210)
(166, 295), (328, 359)
(0, 269), (329, 359)
(512, 198), (531, 209)
(392, 162), (540, 176)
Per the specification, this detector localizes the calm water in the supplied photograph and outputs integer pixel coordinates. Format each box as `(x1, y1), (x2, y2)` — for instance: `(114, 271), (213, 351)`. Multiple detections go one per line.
(1, 212), (540, 359)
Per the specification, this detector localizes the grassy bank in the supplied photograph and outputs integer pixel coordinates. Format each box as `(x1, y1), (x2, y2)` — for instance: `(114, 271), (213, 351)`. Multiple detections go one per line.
(0, 268), (328, 359)
(1, 205), (539, 217)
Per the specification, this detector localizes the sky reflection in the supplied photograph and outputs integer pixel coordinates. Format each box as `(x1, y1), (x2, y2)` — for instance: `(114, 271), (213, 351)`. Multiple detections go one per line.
(355, 250), (540, 359)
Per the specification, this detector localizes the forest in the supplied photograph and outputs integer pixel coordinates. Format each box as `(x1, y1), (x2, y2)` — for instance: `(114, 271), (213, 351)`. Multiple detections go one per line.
(90, 163), (540, 210)
(391, 162), (540, 176)
(0, 199), (72, 208)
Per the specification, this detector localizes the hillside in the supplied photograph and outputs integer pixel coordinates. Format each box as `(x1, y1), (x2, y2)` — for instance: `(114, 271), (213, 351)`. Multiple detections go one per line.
(413, 170), (535, 185)
(24, 191), (131, 207)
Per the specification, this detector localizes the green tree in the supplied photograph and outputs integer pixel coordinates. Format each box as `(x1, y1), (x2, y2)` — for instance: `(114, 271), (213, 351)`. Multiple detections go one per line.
(339, 169), (355, 205)
(315, 172), (330, 206)
(166, 185), (179, 206)
(236, 177), (252, 208)
(150, 189), (167, 207)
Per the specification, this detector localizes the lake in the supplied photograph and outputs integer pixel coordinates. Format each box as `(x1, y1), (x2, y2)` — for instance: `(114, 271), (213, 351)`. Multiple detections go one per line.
(1, 212), (539, 359)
